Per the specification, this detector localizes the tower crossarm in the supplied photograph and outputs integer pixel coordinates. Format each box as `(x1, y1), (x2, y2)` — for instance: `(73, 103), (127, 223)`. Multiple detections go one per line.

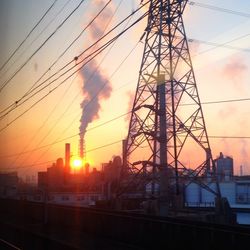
(118, 0), (220, 206)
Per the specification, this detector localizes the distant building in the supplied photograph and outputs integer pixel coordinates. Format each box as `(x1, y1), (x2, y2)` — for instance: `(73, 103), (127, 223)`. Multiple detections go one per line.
(85, 163), (90, 176)
(38, 158), (64, 190)
(215, 152), (233, 181)
(235, 180), (250, 204)
(0, 172), (19, 198)
(185, 178), (250, 206)
(47, 158), (64, 189)
(184, 152), (250, 224)
(103, 156), (122, 182)
(37, 171), (47, 189)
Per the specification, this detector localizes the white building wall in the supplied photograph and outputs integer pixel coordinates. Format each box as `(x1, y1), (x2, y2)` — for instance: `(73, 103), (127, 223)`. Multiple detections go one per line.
(185, 182), (236, 206)
(219, 182), (235, 205)
(201, 183), (216, 204)
(185, 183), (201, 204)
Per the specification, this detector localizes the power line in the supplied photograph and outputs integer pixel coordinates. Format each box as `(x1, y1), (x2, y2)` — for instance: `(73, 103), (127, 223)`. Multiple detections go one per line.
(188, 38), (250, 53)
(209, 136), (250, 139)
(3, 133), (250, 171)
(40, 40), (140, 163)
(182, 97), (250, 106)
(15, 0), (115, 169)
(25, 1), (148, 97)
(0, 10), (149, 130)
(0, 0), (86, 93)
(18, 3), (140, 173)
(24, 0), (112, 98)
(28, 77), (134, 127)
(0, 29), (113, 120)
(0, 0), (58, 73)
(0, 22), (142, 129)
(0, 0), (112, 117)
(0, 0), (73, 81)
(1, 94), (250, 159)
(188, 1), (250, 18)
(5, 25), (247, 120)
(1, 128), (250, 160)
(0, 1), (148, 118)
(87, 139), (122, 153)
(25, 42), (140, 170)
(188, 33), (250, 58)
(2, 0), (250, 170)
(0, 6), (143, 166)
(0, 111), (129, 159)
(7, 75), (78, 169)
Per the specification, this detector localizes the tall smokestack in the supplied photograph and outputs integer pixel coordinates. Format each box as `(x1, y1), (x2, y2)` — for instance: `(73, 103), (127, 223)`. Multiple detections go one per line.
(79, 138), (85, 159)
(240, 165), (243, 176)
(65, 143), (70, 172)
(85, 163), (90, 176)
(122, 139), (127, 167)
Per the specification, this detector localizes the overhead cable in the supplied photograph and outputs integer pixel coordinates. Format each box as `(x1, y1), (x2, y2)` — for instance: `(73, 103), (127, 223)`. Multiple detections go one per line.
(189, 1), (250, 18)
(0, 1), (149, 118)
(0, 10), (149, 129)
(0, 0), (58, 73)
(0, 0), (86, 93)
(0, 0), (73, 81)
(2, 93), (250, 159)
(0, 0), (112, 116)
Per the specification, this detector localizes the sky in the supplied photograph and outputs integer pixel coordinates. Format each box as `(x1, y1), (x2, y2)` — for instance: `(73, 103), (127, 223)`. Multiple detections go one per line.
(0, 0), (250, 179)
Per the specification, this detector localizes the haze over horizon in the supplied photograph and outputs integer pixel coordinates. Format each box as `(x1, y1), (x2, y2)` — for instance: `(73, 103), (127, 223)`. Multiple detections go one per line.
(0, 0), (250, 178)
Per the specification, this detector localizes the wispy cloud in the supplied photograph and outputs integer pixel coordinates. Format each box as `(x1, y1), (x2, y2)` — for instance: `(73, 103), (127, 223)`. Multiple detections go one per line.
(221, 55), (248, 91)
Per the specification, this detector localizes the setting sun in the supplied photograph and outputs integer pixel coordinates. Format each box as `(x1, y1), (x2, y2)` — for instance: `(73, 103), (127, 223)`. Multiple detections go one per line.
(71, 157), (83, 170)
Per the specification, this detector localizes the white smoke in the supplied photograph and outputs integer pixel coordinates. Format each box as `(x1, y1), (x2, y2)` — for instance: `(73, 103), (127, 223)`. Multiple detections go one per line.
(79, 0), (114, 143)
(79, 60), (112, 139)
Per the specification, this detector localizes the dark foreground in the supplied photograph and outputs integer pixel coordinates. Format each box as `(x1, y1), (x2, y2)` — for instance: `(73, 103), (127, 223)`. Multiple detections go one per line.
(0, 199), (250, 249)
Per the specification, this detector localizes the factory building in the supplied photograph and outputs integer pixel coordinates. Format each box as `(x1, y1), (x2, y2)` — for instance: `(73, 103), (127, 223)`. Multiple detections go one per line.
(215, 152), (233, 181)
(0, 172), (19, 198)
(185, 152), (250, 207)
(17, 191), (104, 207)
(236, 180), (250, 204)
(35, 142), (122, 206)
(38, 158), (64, 190)
(184, 153), (250, 225)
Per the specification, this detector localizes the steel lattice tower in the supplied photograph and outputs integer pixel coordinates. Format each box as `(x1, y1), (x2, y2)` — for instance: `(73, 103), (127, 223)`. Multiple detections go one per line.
(119, 0), (219, 204)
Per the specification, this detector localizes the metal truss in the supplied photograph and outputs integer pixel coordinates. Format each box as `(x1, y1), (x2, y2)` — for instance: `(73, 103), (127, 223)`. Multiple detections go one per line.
(119, 0), (220, 202)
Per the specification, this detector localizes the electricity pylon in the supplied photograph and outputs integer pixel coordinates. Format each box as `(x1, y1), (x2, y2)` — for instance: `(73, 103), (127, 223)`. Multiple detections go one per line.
(119, 0), (219, 209)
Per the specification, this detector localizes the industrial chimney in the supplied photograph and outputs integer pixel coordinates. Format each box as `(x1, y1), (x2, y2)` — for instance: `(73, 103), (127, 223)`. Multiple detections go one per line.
(122, 139), (127, 167)
(65, 143), (70, 173)
(79, 138), (85, 159)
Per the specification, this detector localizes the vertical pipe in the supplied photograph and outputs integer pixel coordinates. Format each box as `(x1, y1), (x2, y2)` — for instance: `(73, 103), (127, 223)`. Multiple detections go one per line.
(158, 74), (169, 214)
(122, 139), (127, 168)
(65, 143), (70, 172)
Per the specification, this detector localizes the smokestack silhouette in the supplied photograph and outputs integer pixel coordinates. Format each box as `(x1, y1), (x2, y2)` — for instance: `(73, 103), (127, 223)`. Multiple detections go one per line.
(65, 143), (70, 172)
(79, 137), (85, 159)
(79, 1), (113, 150)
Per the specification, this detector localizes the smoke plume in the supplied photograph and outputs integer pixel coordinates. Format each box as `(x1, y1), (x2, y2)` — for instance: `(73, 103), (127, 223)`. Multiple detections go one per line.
(79, 60), (112, 138)
(222, 55), (248, 91)
(79, 0), (114, 144)
(89, 0), (114, 40)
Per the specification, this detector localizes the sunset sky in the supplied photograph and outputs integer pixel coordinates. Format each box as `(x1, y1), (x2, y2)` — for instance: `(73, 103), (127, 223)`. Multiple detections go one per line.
(0, 0), (250, 179)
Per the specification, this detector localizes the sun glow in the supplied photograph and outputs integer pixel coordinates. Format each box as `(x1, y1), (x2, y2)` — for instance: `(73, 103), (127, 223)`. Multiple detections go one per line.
(70, 157), (83, 170)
